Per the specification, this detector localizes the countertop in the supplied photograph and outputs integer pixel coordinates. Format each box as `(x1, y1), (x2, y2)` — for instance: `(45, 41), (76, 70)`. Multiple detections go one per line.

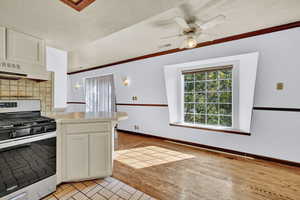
(45, 111), (128, 124)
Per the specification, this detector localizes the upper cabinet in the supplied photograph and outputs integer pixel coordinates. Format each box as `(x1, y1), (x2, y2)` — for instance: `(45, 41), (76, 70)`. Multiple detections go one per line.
(0, 27), (49, 80)
(0, 27), (5, 60)
(6, 29), (45, 66)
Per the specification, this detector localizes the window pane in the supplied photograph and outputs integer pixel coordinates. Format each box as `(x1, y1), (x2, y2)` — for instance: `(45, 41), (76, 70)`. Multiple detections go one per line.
(184, 103), (194, 113)
(183, 67), (233, 127)
(184, 114), (194, 123)
(184, 82), (194, 92)
(195, 115), (206, 124)
(207, 81), (218, 91)
(184, 93), (194, 102)
(195, 82), (206, 92)
(219, 92), (232, 103)
(207, 71), (217, 80)
(219, 80), (232, 91)
(220, 116), (232, 127)
(195, 72), (206, 81)
(195, 93), (206, 103)
(195, 104), (206, 114)
(220, 104), (232, 115)
(184, 74), (194, 81)
(207, 115), (218, 125)
(218, 69), (232, 79)
(207, 92), (218, 103)
(207, 104), (218, 115)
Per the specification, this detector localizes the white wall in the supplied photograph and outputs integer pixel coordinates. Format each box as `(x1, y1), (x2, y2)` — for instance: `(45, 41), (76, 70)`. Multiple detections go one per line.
(47, 46), (68, 109)
(68, 27), (300, 163)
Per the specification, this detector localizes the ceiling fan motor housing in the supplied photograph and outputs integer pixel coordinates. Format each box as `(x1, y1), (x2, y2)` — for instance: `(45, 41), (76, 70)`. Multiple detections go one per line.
(183, 26), (198, 34)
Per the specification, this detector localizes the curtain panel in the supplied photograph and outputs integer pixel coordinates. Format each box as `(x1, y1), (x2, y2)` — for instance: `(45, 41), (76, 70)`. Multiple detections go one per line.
(85, 74), (116, 112)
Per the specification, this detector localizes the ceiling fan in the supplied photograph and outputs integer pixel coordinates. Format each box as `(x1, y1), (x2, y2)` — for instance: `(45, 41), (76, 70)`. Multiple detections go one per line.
(157, 0), (227, 49)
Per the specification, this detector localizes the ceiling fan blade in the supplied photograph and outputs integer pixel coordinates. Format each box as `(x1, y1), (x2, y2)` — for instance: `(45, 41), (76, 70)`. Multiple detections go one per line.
(196, 33), (213, 41)
(201, 32), (221, 38)
(178, 3), (195, 22)
(158, 44), (172, 49)
(174, 17), (190, 30)
(194, 0), (227, 15)
(151, 19), (175, 27)
(199, 15), (226, 30)
(161, 34), (184, 40)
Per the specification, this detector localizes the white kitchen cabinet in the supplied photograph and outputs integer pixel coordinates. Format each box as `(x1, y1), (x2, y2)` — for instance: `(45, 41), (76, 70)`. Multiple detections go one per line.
(50, 112), (128, 185)
(58, 121), (113, 183)
(6, 29), (45, 66)
(0, 26), (5, 60)
(0, 27), (49, 80)
(66, 134), (89, 180)
(89, 133), (110, 178)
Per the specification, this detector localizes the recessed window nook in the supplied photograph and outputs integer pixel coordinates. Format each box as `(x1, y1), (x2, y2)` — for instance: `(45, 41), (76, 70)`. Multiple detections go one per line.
(164, 52), (259, 135)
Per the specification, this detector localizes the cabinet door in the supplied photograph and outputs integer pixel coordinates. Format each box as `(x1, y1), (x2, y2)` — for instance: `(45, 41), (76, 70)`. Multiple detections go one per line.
(89, 133), (111, 177)
(6, 29), (45, 65)
(66, 134), (89, 180)
(0, 27), (5, 60)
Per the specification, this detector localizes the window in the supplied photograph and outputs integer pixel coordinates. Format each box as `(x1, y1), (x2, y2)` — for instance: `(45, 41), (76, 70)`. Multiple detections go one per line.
(165, 52), (258, 134)
(183, 66), (233, 127)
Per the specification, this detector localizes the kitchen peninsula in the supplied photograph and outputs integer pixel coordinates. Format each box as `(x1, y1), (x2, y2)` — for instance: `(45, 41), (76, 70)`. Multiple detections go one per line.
(46, 111), (128, 184)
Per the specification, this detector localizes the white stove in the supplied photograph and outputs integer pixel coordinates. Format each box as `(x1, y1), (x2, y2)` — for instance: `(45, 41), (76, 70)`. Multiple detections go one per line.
(0, 100), (56, 200)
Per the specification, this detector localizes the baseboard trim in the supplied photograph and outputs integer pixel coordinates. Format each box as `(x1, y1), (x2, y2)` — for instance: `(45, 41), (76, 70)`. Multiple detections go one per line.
(117, 129), (300, 168)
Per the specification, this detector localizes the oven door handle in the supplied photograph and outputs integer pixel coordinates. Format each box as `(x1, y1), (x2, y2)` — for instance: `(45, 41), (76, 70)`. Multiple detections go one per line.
(0, 132), (56, 149)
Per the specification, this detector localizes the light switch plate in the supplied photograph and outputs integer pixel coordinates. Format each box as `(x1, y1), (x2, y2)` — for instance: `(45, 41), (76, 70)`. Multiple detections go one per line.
(276, 82), (284, 90)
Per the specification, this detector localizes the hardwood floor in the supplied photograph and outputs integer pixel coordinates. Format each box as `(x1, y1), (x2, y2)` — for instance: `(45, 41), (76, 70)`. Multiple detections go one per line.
(113, 131), (300, 200)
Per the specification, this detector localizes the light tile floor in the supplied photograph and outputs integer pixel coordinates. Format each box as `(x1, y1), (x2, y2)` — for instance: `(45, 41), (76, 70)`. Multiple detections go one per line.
(115, 146), (195, 169)
(43, 177), (156, 200)
(43, 146), (194, 200)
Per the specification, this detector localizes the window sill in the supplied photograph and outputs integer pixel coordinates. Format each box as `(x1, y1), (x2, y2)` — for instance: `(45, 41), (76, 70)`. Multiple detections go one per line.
(169, 123), (251, 136)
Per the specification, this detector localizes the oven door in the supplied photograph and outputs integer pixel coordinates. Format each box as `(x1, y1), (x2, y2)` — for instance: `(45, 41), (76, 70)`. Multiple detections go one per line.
(0, 132), (56, 198)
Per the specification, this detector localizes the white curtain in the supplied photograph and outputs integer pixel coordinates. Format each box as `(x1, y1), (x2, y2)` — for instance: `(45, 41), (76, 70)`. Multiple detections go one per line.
(85, 74), (116, 112)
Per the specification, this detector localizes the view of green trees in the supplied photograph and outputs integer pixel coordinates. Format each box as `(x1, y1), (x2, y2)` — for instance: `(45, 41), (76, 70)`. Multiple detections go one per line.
(183, 68), (232, 127)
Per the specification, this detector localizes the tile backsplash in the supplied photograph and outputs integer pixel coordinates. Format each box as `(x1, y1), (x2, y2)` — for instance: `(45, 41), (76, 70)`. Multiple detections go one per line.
(0, 77), (53, 112)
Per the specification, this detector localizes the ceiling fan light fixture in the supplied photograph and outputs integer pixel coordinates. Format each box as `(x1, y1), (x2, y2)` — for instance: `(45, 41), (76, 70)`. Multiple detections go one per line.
(185, 36), (197, 48)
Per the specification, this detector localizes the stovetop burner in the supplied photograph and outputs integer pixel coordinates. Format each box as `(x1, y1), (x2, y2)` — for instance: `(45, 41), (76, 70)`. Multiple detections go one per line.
(9, 116), (54, 126)
(0, 120), (13, 128)
(0, 111), (56, 141)
(0, 113), (54, 127)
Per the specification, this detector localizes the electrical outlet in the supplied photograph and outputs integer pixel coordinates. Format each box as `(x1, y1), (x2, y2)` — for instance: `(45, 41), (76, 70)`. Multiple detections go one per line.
(132, 96), (138, 101)
(134, 125), (140, 130)
(276, 82), (284, 90)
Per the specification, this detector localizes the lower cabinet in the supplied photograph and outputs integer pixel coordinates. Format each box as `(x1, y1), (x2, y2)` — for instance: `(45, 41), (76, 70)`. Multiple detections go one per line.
(60, 122), (113, 183)
(66, 134), (89, 180)
(89, 133), (110, 177)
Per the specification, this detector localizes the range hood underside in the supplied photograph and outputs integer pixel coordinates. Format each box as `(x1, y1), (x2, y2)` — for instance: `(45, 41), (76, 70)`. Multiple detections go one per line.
(0, 71), (27, 80)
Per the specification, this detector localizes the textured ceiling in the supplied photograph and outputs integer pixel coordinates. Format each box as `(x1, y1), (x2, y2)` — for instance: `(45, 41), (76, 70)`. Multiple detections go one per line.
(69, 0), (300, 71)
(0, 0), (299, 71)
(0, 0), (184, 50)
